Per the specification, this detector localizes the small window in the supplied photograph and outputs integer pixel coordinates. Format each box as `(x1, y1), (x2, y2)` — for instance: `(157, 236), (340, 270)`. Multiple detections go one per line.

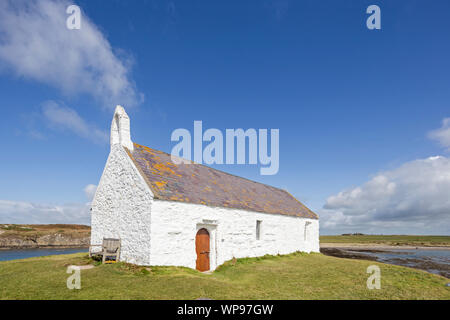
(256, 220), (262, 240)
(304, 221), (312, 241)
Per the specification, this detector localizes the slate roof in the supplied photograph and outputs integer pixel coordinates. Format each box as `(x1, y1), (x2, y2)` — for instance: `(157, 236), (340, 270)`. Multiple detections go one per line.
(126, 143), (318, 219)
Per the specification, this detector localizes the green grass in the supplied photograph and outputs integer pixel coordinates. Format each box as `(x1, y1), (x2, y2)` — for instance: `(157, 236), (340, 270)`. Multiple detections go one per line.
(320, 235), (450, 247)
(0, 252), (448, 300)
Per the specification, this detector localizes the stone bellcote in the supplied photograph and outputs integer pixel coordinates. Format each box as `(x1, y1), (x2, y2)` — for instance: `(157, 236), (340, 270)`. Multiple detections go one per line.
(110, 105), (134, 152)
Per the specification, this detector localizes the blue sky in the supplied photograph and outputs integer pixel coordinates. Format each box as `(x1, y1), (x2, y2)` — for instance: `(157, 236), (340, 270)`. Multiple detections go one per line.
(0, 0), (449, 234)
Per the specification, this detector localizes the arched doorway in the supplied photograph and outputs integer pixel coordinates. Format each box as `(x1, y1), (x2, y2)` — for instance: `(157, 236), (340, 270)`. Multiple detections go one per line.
(195, 228), (210, 271)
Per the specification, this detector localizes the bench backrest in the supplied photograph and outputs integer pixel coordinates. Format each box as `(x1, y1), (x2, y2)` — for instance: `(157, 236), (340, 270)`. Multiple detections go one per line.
(102, 238), (121, 252)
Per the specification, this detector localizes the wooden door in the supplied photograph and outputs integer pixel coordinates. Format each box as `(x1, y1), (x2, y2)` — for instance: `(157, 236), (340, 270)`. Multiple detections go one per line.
(195, 228), (210, 271)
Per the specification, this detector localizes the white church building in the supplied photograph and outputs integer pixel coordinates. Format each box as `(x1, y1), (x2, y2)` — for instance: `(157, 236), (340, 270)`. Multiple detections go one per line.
(90, 106), (319, 271)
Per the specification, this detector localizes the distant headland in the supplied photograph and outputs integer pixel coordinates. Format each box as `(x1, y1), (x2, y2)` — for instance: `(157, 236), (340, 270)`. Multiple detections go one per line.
(0, 224), (90, 249)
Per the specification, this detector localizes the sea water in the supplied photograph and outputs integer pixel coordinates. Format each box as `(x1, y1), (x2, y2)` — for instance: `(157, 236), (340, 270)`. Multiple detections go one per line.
(0, 247), (88, 262)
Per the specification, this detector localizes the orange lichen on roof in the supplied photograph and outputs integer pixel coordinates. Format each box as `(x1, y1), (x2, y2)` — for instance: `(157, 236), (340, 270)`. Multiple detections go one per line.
(127, 143), (318, 219)
(154, 181), (168, 188)
(151, 163), (181, 176)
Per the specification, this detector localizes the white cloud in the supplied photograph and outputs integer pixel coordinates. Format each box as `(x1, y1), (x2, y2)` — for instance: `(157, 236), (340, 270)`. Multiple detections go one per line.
(0, 200), (90, 225)
(428, 118), (450, 151)
(83, 184), (97, 201)
(42, 100), (108, 144)
(0, 184), (93, 225)
(322, 156), (450, 235)
(0, 0), (143, 108)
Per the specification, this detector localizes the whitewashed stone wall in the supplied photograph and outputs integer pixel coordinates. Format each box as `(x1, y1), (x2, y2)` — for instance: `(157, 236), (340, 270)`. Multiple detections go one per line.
(90, 145), (153, 265)
(149, 199), (319, 270)
(110, 105), (134, 151)
(91, 106), (320, 269)
(90, 146), (319, 269)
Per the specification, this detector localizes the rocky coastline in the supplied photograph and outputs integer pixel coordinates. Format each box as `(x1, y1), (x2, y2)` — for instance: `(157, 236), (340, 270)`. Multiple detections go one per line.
(0, 224), (90, 250)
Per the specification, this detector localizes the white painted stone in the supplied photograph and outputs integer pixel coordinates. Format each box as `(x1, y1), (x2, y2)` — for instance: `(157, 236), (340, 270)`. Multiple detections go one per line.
(110, 105), (133, 152)
(149, 200), (319, 270)
(90, 107), (320, 270)
(90, 144), (153, 265)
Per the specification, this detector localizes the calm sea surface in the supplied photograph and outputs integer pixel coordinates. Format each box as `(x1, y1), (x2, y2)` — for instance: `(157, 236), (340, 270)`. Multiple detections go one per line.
(0, 247), (88, 262)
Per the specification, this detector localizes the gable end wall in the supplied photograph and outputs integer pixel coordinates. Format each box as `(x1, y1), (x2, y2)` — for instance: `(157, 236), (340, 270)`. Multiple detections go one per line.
(90, 145), (153, 265)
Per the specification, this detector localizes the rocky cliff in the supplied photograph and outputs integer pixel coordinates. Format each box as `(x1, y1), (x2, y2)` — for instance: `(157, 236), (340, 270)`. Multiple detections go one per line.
(0, 224), (90, 249)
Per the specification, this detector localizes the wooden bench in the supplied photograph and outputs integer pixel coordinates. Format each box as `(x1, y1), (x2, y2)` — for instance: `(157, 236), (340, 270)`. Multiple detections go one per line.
(89, 238), (121, 264)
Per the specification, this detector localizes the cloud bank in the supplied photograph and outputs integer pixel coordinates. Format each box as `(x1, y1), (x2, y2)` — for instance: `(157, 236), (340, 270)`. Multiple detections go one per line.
(0, 200), (90, 225)
(0, 0), (143, 108)
(322, 156), (450, 235)
(0, 184), (96, 225)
